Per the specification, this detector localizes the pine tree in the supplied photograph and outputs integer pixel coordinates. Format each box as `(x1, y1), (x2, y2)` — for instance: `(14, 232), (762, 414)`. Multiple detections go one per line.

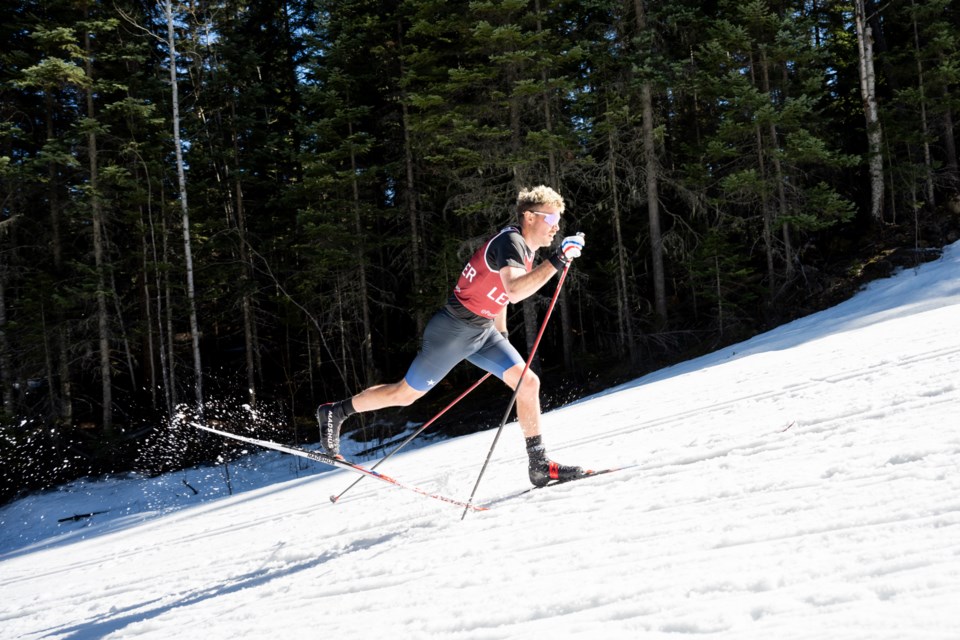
(692, 0), (855, 300)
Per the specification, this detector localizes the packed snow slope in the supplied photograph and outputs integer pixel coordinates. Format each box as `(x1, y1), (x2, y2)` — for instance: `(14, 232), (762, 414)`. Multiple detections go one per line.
(2, 242), (960, 639)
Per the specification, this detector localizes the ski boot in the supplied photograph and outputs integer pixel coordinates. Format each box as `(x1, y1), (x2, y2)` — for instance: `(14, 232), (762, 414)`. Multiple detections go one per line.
(528, 457), (585, 487)
(316, 402), (346, 458)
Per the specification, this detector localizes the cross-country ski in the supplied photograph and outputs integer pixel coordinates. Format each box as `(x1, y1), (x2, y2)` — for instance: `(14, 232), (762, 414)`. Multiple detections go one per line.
(192, 422), (486, 512)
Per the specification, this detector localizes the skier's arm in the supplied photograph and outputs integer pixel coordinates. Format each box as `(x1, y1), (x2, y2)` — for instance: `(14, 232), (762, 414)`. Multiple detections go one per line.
(499, 261), (559, 304)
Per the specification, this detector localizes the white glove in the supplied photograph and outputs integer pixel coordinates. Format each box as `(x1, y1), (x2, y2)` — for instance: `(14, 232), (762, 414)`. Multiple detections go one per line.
(557, 233), (585, 263)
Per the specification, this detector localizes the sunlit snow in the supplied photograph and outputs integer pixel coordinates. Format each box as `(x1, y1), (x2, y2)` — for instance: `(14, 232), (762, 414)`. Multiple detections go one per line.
(2, 242), (959, 639)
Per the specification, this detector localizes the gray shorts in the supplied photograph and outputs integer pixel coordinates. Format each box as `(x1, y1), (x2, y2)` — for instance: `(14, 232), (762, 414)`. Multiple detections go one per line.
(403, 308), (524, 391)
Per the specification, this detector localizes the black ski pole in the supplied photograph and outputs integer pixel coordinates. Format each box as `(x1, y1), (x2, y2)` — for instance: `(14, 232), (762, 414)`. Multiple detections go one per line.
(330, 372), (492, 503)
(460, 252), (576, 519)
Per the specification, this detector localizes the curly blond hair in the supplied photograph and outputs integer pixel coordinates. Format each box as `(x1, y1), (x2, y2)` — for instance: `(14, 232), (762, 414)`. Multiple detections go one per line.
(516, 185), (565, 220)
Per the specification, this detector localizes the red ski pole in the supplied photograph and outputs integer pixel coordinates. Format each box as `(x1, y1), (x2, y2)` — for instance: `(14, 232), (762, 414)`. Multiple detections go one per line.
(460, 254), (575, 519)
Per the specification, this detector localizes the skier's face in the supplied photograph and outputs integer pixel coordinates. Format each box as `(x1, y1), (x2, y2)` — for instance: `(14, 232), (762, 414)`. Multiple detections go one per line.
(524, 205), (562, 249)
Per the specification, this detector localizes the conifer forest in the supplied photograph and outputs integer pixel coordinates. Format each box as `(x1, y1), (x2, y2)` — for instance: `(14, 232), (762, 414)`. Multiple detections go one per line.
(2, 0), (959, 502)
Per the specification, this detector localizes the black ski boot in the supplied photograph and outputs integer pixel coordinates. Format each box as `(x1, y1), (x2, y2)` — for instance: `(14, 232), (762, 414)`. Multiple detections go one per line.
(316, 402), (347, 457)
(528, 458), (586, 487)
(525, 434), (584, 487)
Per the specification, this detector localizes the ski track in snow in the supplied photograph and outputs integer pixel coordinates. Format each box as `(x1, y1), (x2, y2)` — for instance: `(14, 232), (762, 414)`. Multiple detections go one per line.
(2, 244), (960, 639)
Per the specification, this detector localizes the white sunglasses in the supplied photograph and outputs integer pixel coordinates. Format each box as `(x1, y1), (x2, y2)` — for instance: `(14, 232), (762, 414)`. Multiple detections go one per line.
(529, 210), (561, 226)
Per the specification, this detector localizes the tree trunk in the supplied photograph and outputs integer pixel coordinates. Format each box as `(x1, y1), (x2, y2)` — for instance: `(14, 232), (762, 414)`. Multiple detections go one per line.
(746, 48), (777, 293)
(166, 0), (203, 411)
(229, 96), (259, 407)
(44, 92), (73, 426)
(756, 120), (776, 291)
(109, 269), (137, 390)
(148, 180), (174, 414)
(347, 120), (377, 386)
(84, 18), (113, 433)
(910, 0), (935, 206)
(760, 47), (793, 281)
(0, 265), (11, 416)
(854, 0), (885, 221)
(633, 0), (667, 323)
(398, 24), (426, 339)
(939, 52), (959, 191)
(401, 98), (425, 338)
(139, 220), (157, 409)
(608, 120), (638, 366)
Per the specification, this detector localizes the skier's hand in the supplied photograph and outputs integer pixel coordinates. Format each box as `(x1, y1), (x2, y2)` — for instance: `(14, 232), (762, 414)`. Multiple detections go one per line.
(551, 233), (585, 269)
(561, 234), (584, 261)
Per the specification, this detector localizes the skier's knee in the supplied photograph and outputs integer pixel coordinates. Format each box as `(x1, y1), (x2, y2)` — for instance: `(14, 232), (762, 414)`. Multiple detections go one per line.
(393, 382), (424, 407)
(518, 370), (540, 397)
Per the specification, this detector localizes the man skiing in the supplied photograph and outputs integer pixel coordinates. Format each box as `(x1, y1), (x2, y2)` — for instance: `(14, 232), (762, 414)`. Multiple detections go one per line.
(317, 185), (586, 487)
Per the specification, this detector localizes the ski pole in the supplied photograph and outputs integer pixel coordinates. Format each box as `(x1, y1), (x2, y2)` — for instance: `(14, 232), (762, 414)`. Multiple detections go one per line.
(330, 372), (492, 503)
(460, 252), (576, 519)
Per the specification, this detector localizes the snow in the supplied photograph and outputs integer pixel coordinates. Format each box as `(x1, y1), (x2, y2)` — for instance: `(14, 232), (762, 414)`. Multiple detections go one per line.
(2, 243), (960, 639)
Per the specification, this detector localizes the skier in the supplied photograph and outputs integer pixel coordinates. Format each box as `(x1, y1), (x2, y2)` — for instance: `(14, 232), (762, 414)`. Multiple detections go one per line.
(317, 185), (586, 487)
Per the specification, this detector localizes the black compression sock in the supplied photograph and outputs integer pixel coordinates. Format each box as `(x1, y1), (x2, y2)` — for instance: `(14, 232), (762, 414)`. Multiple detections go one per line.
(339, 398), (357, 417)
(525, 435), (545, 461)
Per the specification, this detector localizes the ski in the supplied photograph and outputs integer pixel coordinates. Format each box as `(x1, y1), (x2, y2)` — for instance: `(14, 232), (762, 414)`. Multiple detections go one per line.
(532, 467), (621, 491)
(192, 422), (487, 512)
(481, 467), (621, 507)
(555, 466), (620, 483)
